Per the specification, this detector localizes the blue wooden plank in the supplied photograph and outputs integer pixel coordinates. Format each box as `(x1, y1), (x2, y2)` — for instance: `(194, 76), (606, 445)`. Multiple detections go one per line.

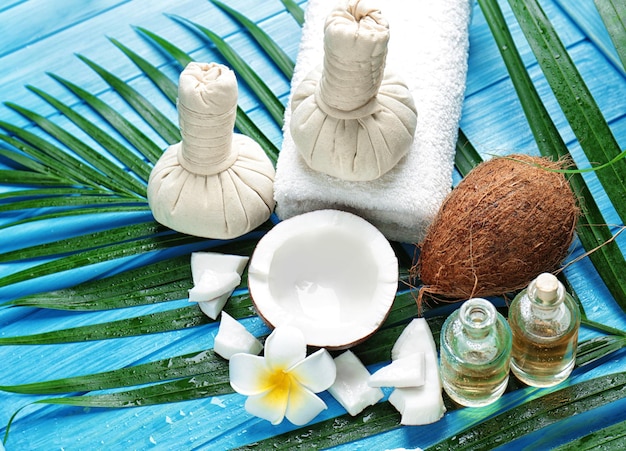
(0, 0), (625, 449)
(0, 0), (129, 58)
(0, 0), (26, 14)
(0, 0), (292, 126)
(465, 0), (585, 97)
(555, 0), (626, 76)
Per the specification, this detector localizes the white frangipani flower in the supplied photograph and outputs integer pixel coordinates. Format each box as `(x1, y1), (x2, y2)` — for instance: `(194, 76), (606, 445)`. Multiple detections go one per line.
(229, 325), (337, 425)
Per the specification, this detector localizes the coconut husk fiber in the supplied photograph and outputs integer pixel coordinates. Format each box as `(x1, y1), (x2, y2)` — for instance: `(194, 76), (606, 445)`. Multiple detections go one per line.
(416, 154), (579, 303)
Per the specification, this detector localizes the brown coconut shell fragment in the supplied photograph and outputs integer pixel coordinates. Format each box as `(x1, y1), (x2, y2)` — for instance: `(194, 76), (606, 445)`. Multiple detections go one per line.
(416, 154), (579, 302)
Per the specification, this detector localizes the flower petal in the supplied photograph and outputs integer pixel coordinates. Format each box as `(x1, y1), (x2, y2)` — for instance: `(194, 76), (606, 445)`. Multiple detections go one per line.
(289, 348), (336, 392)
(229, 353), (272, 396)
(264, 326), (306, 372)
(285, 383), (328, 426)
(245, 387), (289, 425)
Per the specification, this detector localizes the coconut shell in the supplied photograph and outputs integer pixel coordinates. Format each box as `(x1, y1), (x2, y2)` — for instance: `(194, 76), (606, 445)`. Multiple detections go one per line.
(416, 154), (578, 301)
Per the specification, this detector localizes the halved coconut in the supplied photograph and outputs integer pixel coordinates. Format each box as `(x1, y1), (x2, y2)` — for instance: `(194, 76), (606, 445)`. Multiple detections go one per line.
(248, 209), (398, 349)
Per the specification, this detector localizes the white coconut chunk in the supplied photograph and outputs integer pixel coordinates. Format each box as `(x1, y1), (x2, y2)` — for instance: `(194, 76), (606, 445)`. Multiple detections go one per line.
(368, 352), (425, 388)
(327, 350), (384, 416)
(391, 318), (437, 361)
(388, 353), (446, 425)
(190, 252), (249, 284)
(189, 270), (241, 303)
(386, 319), (445, 424)
(196, 297), (228, 322)
(189, 252), (249, 319)
(214, 311), (263, 360)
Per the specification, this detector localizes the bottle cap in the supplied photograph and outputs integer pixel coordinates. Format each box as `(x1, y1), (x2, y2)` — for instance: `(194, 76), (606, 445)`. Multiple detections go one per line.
(535, 273), (559, 303)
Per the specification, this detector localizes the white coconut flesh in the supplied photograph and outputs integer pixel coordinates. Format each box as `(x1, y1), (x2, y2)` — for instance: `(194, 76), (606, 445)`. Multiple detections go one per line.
(327, 350), (384, 416)
(369, 352), (425, 388)
(189, 252), (249, 319)
(388, 318), (446, 425)
(214, 311), (263, 360)
(247, 209), (399, 349)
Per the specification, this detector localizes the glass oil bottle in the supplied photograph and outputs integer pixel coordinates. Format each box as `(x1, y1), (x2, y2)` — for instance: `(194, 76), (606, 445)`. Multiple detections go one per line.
(440, 298), (512, 407)
(509, 272), (580, 387)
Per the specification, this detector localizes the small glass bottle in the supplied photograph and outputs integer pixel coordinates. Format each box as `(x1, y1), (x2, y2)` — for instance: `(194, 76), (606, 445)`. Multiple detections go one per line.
(440, 298), (512, 407)
(509, 272), (580, 387)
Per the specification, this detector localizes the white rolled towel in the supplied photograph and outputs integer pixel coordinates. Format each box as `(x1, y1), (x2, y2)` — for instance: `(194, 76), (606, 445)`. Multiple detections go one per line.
(274, 0), (472, 243)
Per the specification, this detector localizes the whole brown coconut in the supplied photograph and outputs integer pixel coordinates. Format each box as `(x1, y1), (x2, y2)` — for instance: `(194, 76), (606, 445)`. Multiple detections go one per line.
(416, 154), (578, 302)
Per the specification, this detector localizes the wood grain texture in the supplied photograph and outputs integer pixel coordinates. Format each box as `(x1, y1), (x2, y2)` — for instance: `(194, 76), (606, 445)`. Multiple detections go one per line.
(0, 0), (625, 449)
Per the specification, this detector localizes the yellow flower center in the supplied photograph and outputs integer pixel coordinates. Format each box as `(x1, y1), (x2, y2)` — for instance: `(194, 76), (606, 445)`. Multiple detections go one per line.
(265, 369), (294, 405)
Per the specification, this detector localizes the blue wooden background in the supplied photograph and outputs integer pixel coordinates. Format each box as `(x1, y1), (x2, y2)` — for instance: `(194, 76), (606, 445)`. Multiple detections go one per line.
(1, 0), (625, 449)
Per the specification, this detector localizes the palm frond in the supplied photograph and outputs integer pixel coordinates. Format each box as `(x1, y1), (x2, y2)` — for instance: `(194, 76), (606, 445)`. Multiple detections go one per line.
(76, 54), (181, 145)
(0, 121), (112, 189)
(209, 0), (295, 79)
(0, 192), (146, 213)
(26, 85), (152, 182)
(0, 228), (208, 288)
(0, 170), (68, 186)
(0, 1), (625, 449)
(48, 73), (163, 164)
(427, 371), (626, 450)
(0, 305), (210, 345)
(594, 0), (626, 70)
(507, 0), (626, 224)
(108, 37), (180, 103)
(0, 349), (227, 395)
(167, 15), (286, 126)
(280, 0), (305, 26)
(5, 102), (146, 196)
(454, 129), (483, 177)
(6, 246), (256, 311)
(479, 0), (626, 311)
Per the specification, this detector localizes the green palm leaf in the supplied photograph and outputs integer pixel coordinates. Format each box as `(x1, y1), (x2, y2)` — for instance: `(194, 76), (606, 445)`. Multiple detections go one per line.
(0, 349), (228, 395)
(280, 0), (305, 26)
(0, 145), (71, 181)
(0, 170), (68, 186)
(427, 371), (626, 450)
(0, 122), (112, 189)
(38, 373), (232, 407)
(552, 419), (626, 450)
(26, 85), (152, 182)
(0, 221), (163, 262)
(0, 191), (145, 212)
(479, 0), (626, 311)
(0, 1), (625, 449)
(48, 73), (164, 164)
(0, 206), (149, 231)
(108, 37), (180, 103)
(168, 15), (286, 127)
(5, 244), (257, 311)
(595, 0), (626, 70)
(210, 0), (295, 79)
(454, 129), (483, 177)
(5, 103), (146, 196)
(0, 305), (210, 345)
(0, 228), (206, 288)
(508, 0), (626, 223)
(76, 54), (181, 145)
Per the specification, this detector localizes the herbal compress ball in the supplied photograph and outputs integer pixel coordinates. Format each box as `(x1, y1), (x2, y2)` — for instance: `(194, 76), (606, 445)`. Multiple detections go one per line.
(289, 0), (417, 181)
(147, 62), (275, 240)
(416, 154), (578, 301)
